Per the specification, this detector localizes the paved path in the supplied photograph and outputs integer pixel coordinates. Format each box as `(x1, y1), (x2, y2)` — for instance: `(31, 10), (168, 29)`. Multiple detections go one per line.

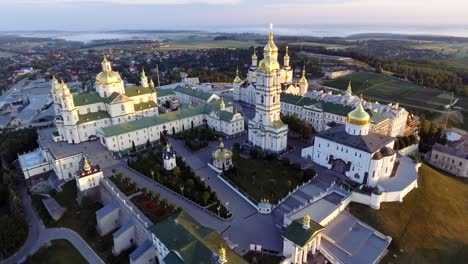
(1, 181), (104, 264)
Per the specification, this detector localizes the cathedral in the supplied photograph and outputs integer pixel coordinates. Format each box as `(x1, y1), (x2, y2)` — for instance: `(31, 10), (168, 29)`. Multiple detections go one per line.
(302, 101), (398, 187)
(247, 27), (289, 153)
(52, 57), (159, 144)
(233, 35), (308, 105)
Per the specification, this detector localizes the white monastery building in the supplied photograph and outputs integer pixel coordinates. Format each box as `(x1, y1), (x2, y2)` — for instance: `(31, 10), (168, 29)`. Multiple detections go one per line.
(52, 57), (159, 144)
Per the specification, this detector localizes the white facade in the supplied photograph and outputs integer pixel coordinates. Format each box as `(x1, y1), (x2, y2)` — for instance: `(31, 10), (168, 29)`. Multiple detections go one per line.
(75, 158), (104, 192)
(247, 28), (289, 153)
(101, 100), (245, 152)
(162, 144), (177, 171)
(304, 103), (397, 187)
(233, 44), (308, 105)
(52, 58), (158, 144)
(307, 86), (408, 137)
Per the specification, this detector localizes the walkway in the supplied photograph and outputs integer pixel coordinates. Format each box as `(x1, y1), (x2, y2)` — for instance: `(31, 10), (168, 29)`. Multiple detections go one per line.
(0, 181), (104, 264)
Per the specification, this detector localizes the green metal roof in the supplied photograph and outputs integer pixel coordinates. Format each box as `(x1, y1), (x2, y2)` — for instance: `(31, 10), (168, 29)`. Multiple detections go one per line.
(125, 86), (155, 97)
(101, 101), (229, 137)
(134, 101), (157, 111)
(73, 92), (104, 106)
(283, 219), (324, 247)
(77, 110), (110, 124)
(157, 89), (175, 97)
(218, 110), (234, 122)
(174, 86), (215, 101)
(370, 112), (388, 124)
(280, 93), (353, 117)
(149, 212), (247, 264)
(103, 92), (121, 104)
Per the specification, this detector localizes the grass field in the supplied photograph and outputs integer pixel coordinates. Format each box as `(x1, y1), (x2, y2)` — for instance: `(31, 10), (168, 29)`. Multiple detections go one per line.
(0, 51), (16, 58)
(223, 156), (307, 204)
(349, 164), (468, 264)
(323, 72), (468, 127)
(289, 42), (352, 50)
(25, 239), (87, 264)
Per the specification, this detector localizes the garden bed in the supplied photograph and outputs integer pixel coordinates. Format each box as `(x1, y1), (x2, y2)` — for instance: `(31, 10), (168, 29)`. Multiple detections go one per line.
(174, 127), (220, 151)
(109, 174), (139, 196)
(131, 194), (178, 224)
(223, 153), (316, 204)
(128, 154), (231, 219)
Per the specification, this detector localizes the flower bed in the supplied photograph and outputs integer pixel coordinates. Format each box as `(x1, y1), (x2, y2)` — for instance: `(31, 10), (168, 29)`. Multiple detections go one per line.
(131, 194), (177, 224)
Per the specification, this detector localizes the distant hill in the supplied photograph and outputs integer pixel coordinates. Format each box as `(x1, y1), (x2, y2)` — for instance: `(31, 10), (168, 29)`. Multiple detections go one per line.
(346, 33), (468, 42)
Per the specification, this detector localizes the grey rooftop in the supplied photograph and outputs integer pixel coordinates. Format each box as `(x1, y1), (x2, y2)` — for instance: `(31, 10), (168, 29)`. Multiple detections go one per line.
(96, 203), (119, 220)
(315, 125), (395, 153)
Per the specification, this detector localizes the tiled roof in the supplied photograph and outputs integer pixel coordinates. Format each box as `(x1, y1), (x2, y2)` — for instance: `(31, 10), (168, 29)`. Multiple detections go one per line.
(125, 86), (155, 97)
(77, 110), (110, 124)
(316, 125), (395, 153)
(149, 212), (246, 264)
(283, 219), (324, 247)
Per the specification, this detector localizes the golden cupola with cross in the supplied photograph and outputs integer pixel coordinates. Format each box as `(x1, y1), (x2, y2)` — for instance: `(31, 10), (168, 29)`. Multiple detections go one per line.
(258, 24), (280, 72)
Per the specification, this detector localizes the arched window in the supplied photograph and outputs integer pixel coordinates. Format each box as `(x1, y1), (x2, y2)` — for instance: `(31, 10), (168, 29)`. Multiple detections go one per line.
(261, 95), (264, 104)
(273, 96), (276, 103)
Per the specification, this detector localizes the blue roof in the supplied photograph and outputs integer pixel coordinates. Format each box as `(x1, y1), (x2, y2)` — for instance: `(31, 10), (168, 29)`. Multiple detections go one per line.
(113, 220), (134, 238)
(96, 203), (118, 219)
(129, 240), (153, 262)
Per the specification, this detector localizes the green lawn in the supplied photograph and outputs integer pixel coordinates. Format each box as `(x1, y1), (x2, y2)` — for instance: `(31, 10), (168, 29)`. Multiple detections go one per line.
(349, 164), (468, 264)
(25, 239), (87, 264)
(223, 155), (313, 204)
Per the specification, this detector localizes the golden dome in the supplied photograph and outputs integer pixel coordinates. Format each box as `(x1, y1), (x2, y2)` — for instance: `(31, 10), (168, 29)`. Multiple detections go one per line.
(298, 65), (308, 84)
(347, 102), (370, 126)
(83, 158), (91, 172)
(258, 58), (280, 72)
(284, 46), (290, 59)
(263, 31), (278, 54)
(233, 67), (242, 83)
(96, 71), (122, 85)
(212, 141), (232, 160)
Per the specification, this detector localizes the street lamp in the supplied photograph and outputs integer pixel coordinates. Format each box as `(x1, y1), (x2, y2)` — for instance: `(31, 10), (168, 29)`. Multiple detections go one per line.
(150, 169), (154, 181)
(180, 186), (184, 196)
(225, 201), (230, 216)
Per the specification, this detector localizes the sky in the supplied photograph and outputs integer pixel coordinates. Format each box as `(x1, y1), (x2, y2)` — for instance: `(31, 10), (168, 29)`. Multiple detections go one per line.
(0, 0), (467, 32)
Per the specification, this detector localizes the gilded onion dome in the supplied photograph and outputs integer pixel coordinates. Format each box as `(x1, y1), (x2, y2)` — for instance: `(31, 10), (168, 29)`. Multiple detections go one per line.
(96, 57), (123, 85)
(233, 67), (242, 83)
(284, 46), (290, 59)
(298, 65), (308, 84)
(212, 141), (233, 160)
(51, 75), (63, 92)
(263, 30), (278, 55)
(347, 102), (370, 126)
(252, 47), (258, 60)
(83, 158), (91, 172)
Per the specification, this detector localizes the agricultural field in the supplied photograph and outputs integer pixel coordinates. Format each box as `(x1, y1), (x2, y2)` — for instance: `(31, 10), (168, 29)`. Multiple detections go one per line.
(323, 71), (468, 127)
(289, 41), (352, 50)
(412, 42), (468, 70)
